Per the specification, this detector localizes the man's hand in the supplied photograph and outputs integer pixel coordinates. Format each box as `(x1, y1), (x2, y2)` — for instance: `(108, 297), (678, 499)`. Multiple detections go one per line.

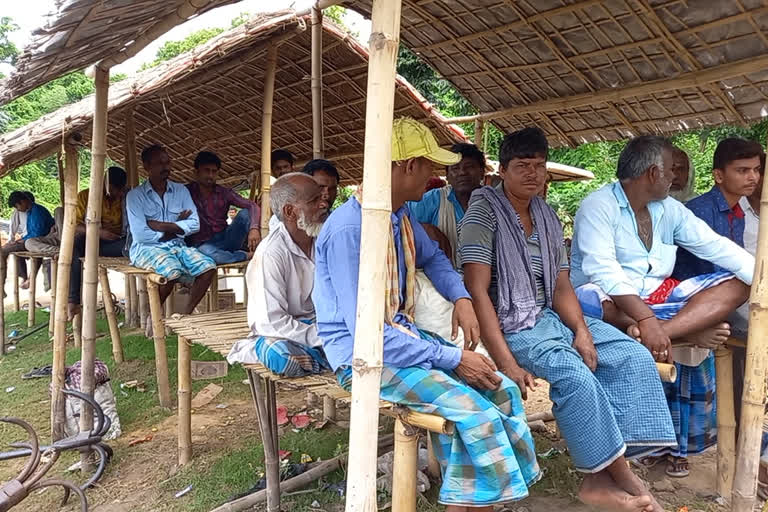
(147, 220), (163, 232)
(638, 317), (672, 363)
(99, 229), (120, 241)
(499, 362), (536, 400)
(247, 228), (261, 252)
(421, 223), (453, 258)
(177, 210), (192, 221)
(455, 350), (501, 390)
(572, 327), (598, 371)
(452, 298), (480, 348)
(159, 232), (176, 242)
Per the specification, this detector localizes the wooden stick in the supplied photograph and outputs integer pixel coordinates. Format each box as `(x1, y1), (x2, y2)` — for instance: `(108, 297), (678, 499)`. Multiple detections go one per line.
(380, 408), (453, 435)
(474, 119), (484, 150)
(0, 256), (5, 354)
(311, 6), (324, 159)
(73, 312), (82, 348)
(258, 44), (278, 235)
(26, 257), (39, 327)
(248, 370), (281, 512)
(48, 258), (57, 337)
(146, 279), (172, 408)
(80, 65), (110, 473)
(98, 266), (123, 364)
(656, 362), (676, 383)
(124, 107), (139, 188)
(346, 1), (402, 510)
(715, 347), (736, 498)
(178, 335), (192, 465)
(138, 277), (149, 328)
(425, 434), (440, 480)
(124, 275), (133, 328)
(210, 272), (219, 312)
(392, 418), (418, 512)
(12, 254), (19, 312)
(732, 138), (768, 511)
(323, 395), (336, 422)
(128, 276), (139, 327)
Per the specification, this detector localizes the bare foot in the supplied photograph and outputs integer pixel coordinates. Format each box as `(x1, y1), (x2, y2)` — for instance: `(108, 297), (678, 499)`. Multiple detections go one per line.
(67, 303), (81, 322)
(579, 473), (653, 512)
(682, 322), (729, 349)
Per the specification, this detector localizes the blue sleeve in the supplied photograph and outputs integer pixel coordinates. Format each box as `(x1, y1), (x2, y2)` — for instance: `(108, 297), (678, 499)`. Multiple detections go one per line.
(175, 186), (200, 236)
(24, 206), (54, 239)
(126, 190), (162, 245)
(407, 189), (440, 225)
(412, 217), (470, 303)
(325, 224), (461, 370)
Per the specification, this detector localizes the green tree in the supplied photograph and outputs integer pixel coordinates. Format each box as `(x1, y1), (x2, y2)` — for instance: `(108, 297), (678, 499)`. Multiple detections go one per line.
(0, 17), (18, 69)
(140, 27), (225, 70)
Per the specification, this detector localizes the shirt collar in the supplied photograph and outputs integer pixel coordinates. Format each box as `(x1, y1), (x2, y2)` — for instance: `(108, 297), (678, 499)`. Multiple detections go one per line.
(612, 181), (630, 208)
(143, 179), (175, 196)
(276, 222), (315, 262)
(709, 185), (733, 213)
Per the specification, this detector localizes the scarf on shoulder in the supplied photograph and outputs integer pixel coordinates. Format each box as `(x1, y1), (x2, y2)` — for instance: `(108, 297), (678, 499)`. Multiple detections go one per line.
(354, 190), (417, 336)
(436, 186), (459, 267)
(470, 186), (563, 334)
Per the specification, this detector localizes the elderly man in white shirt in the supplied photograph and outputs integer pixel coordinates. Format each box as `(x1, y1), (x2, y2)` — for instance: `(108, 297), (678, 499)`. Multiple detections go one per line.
(228, 173), (331, 376)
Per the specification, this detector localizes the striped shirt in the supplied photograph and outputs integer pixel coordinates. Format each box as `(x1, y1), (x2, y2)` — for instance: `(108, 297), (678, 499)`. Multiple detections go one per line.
(458, 196), (568, 308)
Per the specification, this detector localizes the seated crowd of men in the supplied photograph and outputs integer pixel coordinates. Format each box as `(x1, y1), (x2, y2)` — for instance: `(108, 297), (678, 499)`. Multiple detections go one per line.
(2, 117), (763, 511)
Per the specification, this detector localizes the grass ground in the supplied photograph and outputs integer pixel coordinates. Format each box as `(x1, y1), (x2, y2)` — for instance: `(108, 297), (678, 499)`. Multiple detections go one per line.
(0, 308), (729, 512)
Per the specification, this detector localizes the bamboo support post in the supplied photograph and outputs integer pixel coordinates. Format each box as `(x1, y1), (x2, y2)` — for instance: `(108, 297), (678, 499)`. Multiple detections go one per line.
(311, 5), (324, 159)
(12, 255), (19, 312)
(80, 65), (110, 472)
(73, 312), (82, 348)
(52, 142), (79, 441)
(128, 276), (139, 327)
(474, 119), (484, 150)
(259, 44), (278, 237)
(715, 347), (736, 498)
(48, 259), (57, 337)
(210, 274), (219, 312)
(345, 1), (402, 509)
(146, 279), (172, 408)
(124, 107), (139, 188)
(124, 275), (133, 328)
(248, 369), (280, 512)
(732, 144), (768, 511)
(425, 434), (441, 480)
(26, 257), (39, 327)
(99, 267), (123, 364)
(323, 395), (336, 421)
(178, 335), (192, 465)
(392, 418), (418, 512)
(138, 277), (149, 328)
(656, 362), (676, 383)
(0, 256), (5, 354)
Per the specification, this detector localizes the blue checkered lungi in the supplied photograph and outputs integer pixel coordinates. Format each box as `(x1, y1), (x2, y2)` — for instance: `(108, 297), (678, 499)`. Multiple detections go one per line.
(254, 337), (330, 377)
(574, 272), (735, 457)
(336, 332), (541, 506)
(131, 244), (216, 282)
(505, 308), (676, 472)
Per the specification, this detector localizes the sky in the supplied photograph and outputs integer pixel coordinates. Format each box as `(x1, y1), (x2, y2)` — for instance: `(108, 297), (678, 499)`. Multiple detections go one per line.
(2, 0), (370, 76)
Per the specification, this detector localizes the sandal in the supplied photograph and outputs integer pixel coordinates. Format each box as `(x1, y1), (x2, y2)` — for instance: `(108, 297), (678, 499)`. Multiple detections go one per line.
(22, 365), (53, 380)
(635, 455), (663, 469)
(665, 456), (690, 478)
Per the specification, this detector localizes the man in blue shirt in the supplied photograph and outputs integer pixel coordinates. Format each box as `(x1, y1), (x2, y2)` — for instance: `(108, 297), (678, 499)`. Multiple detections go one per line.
(2, 191), (54, 290)
(674, 138), (762, 280)
(126, 145), (216, 320)
(313, 118), (540, 509)
(409, 143), (486, 266)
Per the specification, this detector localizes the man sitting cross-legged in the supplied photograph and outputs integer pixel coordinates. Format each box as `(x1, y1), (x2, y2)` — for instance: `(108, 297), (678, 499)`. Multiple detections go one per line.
(227, 173), (331, 376)
(461, 127), (675, 512)
(314, 118), (541, 510)
(570, 135), (754, 479)
(186, 151), (261, 264)
(126, 145), (216, 328)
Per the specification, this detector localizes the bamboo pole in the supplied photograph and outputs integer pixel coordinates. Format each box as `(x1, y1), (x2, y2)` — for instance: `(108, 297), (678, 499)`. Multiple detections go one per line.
(99, 267), (123, 364)
(12, 255), (19, 312)
(124, 275), (133, 328)
(425, 435), (441, 480)
(48, 257), (57, 337)
(323, 395), (336, 422)
(0, 256), (5, 354)
(26, 258), (38, 327)
(146, 280), (172, 408)
(51, 142), (79, 441)
(732, 141), (768, 511)
(73, 312), (82, 348)
(392, 418), (418, 512)
(138, 277), (149, 328)
(715, 347), (736, 498)
(124, 107), (138, 188)
(80, 65), (109, 472)
(345, 1), (402, 510)
(474, 119), (484, 151)
(260, 44), (278, 238)
(178, 335), (192, 465)
(311, 6), (324, 159)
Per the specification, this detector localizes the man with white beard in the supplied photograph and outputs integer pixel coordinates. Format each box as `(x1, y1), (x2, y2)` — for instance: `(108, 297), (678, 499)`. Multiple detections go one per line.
(228, 173), (331, 376)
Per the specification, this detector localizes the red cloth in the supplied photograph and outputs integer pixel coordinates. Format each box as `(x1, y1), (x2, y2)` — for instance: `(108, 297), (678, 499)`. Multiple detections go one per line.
(425, 176), (446, 192)
(643, 277), (680, 305)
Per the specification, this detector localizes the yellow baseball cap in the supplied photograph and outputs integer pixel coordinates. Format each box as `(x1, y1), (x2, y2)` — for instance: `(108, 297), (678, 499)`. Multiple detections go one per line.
(391, 118), (461, 166)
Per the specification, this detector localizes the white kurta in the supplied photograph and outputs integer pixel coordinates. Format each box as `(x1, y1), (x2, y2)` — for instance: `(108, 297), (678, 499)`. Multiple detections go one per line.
(246, 222), (321, 347)
(739, 195), (759, 256)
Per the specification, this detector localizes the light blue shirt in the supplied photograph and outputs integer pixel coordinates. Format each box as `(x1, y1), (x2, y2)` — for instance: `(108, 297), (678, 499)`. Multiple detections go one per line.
(570, 182), (754, 297)
(408, 187), (465, 226)
(126, 180), (200, 261)
(313, 197), (469, 372)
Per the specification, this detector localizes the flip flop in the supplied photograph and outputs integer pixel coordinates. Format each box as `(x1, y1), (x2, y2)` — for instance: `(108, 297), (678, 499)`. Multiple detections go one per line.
(22, 365), (53, 380)
(665, 456), (690, 478)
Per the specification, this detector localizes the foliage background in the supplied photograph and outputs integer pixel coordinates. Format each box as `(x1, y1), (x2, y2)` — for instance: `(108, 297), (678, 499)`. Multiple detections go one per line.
(1, 9), (766, 221)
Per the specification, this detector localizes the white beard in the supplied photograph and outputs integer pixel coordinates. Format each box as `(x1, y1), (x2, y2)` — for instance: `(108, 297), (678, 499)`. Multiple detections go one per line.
(297, 211), (324, 238)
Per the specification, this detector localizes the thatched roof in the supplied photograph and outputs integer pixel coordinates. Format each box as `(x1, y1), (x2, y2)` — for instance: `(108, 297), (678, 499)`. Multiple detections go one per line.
(346, 0), (768, 146)
(0, 0), (239, 104)
(0, 13), (466, 185)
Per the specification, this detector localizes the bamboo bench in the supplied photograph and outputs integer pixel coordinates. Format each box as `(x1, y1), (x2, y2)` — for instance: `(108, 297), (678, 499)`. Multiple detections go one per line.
(165, 310), (451, 512)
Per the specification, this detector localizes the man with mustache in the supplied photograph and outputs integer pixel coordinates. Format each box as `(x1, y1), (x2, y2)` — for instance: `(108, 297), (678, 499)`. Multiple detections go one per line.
(228, 173), (331, 376)
(126, 144), (216, 324)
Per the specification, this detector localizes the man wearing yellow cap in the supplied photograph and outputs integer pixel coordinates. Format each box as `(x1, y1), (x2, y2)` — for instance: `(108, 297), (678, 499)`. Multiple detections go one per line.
(313, 118), (540, 509)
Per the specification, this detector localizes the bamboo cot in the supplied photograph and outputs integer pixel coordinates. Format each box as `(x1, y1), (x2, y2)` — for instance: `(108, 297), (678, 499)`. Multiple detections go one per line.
(344, 1), (402, 510)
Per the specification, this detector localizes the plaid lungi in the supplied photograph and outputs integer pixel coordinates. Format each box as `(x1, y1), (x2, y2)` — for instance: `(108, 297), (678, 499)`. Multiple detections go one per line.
(574, 271), (735, 458)
(504, 308), (676, 472)
(253, 337), (330, 377)
(131, 244), (215, 282)
(336, 332), (540, 506)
